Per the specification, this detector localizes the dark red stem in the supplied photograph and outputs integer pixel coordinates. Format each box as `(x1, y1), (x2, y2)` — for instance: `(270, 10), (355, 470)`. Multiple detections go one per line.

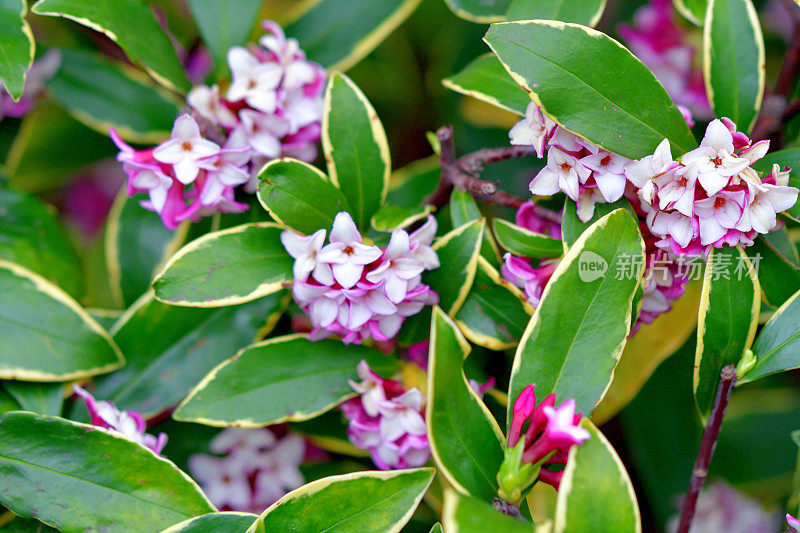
(676, 365), (737, 533)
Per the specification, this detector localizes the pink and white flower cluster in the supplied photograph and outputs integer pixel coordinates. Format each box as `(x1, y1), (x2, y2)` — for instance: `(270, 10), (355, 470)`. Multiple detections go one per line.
(111, 21), (325, 229)
(618, 0), (711, 120)
(188, 427), (305, 513)
(282, 212), (440, 344)
(73, 385), (167, 454)
(512, 102), (636, 222)
(629, 119), (799, 257)
(340, 360), (430, 470)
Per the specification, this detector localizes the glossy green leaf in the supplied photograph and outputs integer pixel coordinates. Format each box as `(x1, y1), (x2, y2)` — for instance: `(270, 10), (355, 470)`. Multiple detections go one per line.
(493, 218), (563, 258)
(48, 49), (179, 144)
(386, 156), (440, 208)
(449, 190), (482, 228)
(674, 0), (707, 25)
(175, 335), (399, 426)
(0, 0), (34, 100)
(323, 72), (390, 232)
(430, 523), (443, 533)
(0, 385), (21, 414)
(371, 204), (433, 232)
(442, 54), (529, 116)
(427, 307), (505, 500)
(484, 21), (697, 159)
(749, 233), (800, 308)
(441, 490), (532, 533)
(0, 187), (83, 298)
(32, 0), (191, 92)
(694, 246), (759, 419)
(186, 0), (262, 79)
(0, 411), (215, 532)
(0, 261), (123, 381)
(554, 419), (641, 533)
(4, 101), (117, 192)
(2, 381), (63, 415)
(561, 197), (636, 249)
(153, 222), (293, 307)
(424, 219), (485, 315)
(163, 512), (257, 533)
(248, 469), (433, 532)
(508, 209), (645, 422)
(739, 288), (800, 383)
(506, 0), (607, 26)
(455, 256), (532, 350)
(107, 192), (188, 308)
(443, 0), (511, 22)
(285, 0), (423, 71)
(91, 292), (286, 418)
(751, 148), (800, 221)
(257, 158), (351, 235)
(703, 0), (765, 133)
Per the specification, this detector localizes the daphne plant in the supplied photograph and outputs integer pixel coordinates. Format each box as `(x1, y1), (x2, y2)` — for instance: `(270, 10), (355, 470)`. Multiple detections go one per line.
(2, 0), (800, 531)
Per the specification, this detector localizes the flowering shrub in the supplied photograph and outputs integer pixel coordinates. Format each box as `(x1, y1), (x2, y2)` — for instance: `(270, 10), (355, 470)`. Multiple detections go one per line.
(2, 0), (800, 532)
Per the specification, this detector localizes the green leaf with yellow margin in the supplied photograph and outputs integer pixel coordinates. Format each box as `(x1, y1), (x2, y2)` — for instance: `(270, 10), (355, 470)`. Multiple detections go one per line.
(493, 218), (563, 258)
(441, 489), (532, 533)
(443, 0), (511, 23)
(506, 0), (607, 27)
(0, 412), (215, 532)
(106, 191), (190, 308)
(450, 189), (501, 267)
(48, 49), (180, 144)
(0, 260), (123, 381)
(257, 158), (352, 235)
(323, 72), (390, 232)
(152, 222), (293, 307)
(0, 187), (84, 298)
(162, 512), (258, 533)
(427, 307), (505, 500)
(442, 54), (530, 116)
(423, 219), (485, 315)
(32, 0), (191, 92)
(174, 334), (399, 427)
(702, 0), (765, 133)
(553, 419), (641, 533)
(371, 204), (433, 232)
(694, 246), (760, 420)
(749, 232), (800, 309)
(561, 197), (637, 249)
(0, 0), (34, 100)
(673, 0), (707, 26)
(247, 468), (434, 533)
(455, 256), (534, 350)
(739, 287), (800, 384)
(285, 0), (423, 72)
(91, 290), (287, 418)
(484, 21), (697, 159)
(2, 381), (64, 416)
(592, 280), (702, 424)
(508, 209), (645, 424)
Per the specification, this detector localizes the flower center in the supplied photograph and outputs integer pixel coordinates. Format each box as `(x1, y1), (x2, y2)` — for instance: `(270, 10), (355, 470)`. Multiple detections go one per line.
(711, 156), (723, 167)
(343, 245), (354, 256)
(600, 155), (611, 166)
(560, 162), (572, 172)
(181, 141), (193, 152)
(713, 197), (726, 209)
(248, 79), (257, 89)
(677, 176), (688, 187)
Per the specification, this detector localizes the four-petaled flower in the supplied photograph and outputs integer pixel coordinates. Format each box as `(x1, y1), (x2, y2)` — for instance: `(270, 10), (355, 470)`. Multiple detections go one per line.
(153, 115), (221, 185)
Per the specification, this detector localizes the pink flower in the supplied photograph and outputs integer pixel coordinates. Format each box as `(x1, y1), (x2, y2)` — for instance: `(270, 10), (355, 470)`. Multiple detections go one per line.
(226, 47), (282, 113)
(341, 361), (430, 470)
(283, 212), (439, 344)
(515, 201), (562, 239)
(188, 427), (305, 513)
(73, 385), (167, 454)
(530, 147), (590, 201)
(187, 84), (238, 128)
(509, 102), (556, 158)
(153, 115), (221, 185)
(788, 514), (800, 531)
(666, 481), (780, 532)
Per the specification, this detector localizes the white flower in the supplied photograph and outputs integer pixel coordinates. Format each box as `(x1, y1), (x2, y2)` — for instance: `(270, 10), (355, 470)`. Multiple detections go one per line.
(233, 109), (290, 159)
(408, 216), (440, 269)
(694, 189), (746, 245)
(624, 138), (677, 189)
(377, 389), (427, 442)
(226, 47), (283, 113)
(197, 147), (250, 206)
(153, 114), (220, 184)
(127, 164), (173, 212)
(188, 454), (252, 510)
(580, 149), (630, 202)
(317, 212), (382, 288)
(530, 146), (591, 201)
(509, 102), (556, 158)
(187, 84), (238, 128)
(681, 119), (751, 196)
(281, 229), (334, 283)
(366, 229), (426, 303)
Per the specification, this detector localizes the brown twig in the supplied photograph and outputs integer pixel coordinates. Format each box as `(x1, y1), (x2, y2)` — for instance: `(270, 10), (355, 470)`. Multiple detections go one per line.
(425, 125), (533, 210)
(676, 365), (737, 533)
(750, 5), (800, 142)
